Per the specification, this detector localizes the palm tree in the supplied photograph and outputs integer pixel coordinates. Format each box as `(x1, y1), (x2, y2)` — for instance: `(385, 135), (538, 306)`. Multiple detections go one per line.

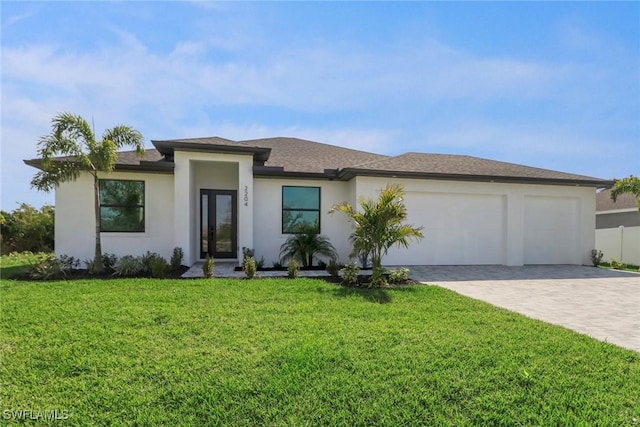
(611, 176), (640, 211)
(279, 222), (337, 268)
(30, 113), (144, 272)
(330, 183), (423, 269)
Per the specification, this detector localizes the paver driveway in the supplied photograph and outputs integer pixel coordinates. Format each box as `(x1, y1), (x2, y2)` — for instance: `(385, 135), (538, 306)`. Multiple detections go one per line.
(408, 265), (640, 353)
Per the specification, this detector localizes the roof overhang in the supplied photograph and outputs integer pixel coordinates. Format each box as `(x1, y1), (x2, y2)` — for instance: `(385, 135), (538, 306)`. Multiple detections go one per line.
(24, 159), (175, 174)
(337, 168), (613, 188)
(152, 140), (271, 163)
(253, 165), (339, 180)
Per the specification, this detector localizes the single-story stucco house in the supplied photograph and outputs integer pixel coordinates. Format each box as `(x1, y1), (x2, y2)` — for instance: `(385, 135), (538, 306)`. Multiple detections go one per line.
(25, 136), (611, 267)
(595, 189), (640, 265)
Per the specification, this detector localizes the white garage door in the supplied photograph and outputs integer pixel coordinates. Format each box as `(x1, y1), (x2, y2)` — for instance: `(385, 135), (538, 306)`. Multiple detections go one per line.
(524, 196), (579, 264)
(384, 192), (506, 265)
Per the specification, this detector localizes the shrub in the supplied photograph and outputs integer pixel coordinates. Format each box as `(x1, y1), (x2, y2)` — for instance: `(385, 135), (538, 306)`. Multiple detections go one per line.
(203, 255), (215, 278)
(148, 256), (169, 278)
(114, 255), (144, 277)
(590, 250), (604, 267)
(370, 266), (388, 288)
(287, 259), (299, 279)
(58, 254), (80, 270)
(326, 259), (340, 278)
(388, 267), (410, 283)
(243, 256), (257, 279)
(102, 253), (118, 272)
(140, 252), (164, 274)
(170, 247), (184, 271)
(256, 256), (265, 270)
(29, 254), (66, 280)
(279, 222), (337, 268)
(84, 258), (96, 274)
(242, 247), (255, 259)
(340, 262), (359, 286)
(609, 258), (627, 270)
(272, 261), (284, 270)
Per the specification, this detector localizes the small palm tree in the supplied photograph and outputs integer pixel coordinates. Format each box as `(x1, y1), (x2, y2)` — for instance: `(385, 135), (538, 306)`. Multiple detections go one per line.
(30, 113), (144, 272)
(330, 183), (423, 269)
(279, 222), (337, 268)
(611, 176), (640, 211)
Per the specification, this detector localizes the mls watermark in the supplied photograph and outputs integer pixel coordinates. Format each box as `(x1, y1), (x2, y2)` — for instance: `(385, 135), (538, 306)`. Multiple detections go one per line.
(3, 409), (69, 421)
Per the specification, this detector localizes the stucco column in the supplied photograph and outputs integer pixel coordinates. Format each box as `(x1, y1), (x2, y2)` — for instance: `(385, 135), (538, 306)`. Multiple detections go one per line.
(174, 153), (194, 265)
(237, 157), (254, 261)
(505, 191), (524, 266)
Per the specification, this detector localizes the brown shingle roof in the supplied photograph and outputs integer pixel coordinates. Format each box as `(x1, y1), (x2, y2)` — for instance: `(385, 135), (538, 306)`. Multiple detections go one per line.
(243, 137), (388, 173)
(596, 188), (638, 211)
(26, 136), (611, 186)
(116, 149), (164, 164)
(343, 152), (605, 184)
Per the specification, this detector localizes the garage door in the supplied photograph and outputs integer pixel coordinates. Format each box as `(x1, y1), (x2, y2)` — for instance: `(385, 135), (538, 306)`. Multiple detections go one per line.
(384, 192), (506, 265)
(524, 196), (579, 264)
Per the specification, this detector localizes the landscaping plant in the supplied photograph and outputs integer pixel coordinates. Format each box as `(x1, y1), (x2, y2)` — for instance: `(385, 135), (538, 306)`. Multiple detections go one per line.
(388, 267), (410, 283)
(340, 262), (360, 286)
(243, 256), (257, 279)
(591, 249), (604, 267)
(287, 259), (299, 278)
(202, 255), (215, 278)
(330, 183), (423, 270)
(170, 247), (184, 271)
(279, 222), (337, 268)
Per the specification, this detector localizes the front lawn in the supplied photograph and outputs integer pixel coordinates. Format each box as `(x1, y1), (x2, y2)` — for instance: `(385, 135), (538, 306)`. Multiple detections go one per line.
(1, 277), (639, 425)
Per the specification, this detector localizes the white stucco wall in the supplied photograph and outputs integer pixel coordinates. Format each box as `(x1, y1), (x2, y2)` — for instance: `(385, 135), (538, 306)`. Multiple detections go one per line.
(55, 171), (175, 261)
(352, 177), (596, 266)
(252, 178), (353, 265)
(54, 160), (598, 268)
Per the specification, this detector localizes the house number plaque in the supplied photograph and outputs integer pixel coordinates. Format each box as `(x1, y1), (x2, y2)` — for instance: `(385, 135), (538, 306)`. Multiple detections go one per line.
(243, 186), (249, 207)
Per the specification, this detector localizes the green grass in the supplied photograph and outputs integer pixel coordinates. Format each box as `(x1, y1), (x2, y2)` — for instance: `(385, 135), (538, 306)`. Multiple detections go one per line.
(0, 252), (50, 279)
(1, 276), (639, 426)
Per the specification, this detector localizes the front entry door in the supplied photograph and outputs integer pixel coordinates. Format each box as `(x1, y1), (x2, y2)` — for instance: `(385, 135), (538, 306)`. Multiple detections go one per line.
(200, 189), (237, 259)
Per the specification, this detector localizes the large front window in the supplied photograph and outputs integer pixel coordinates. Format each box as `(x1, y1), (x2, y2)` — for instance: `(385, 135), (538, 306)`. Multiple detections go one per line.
(282, 186), (321, 233)
(99, 179), (145, 232)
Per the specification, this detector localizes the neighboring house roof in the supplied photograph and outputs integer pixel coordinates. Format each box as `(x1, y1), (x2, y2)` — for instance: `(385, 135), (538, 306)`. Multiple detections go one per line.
(596, 188), (638, 211)
(24, 136), (612, 187)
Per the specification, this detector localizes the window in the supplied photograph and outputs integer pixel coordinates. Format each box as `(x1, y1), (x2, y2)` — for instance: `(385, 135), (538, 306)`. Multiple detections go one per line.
(99, 180), (145, 232)
(282, 186), (321, 233)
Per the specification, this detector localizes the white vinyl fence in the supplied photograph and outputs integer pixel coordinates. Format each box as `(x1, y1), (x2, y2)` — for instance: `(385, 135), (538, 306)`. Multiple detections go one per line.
(595, 226), (640, 266)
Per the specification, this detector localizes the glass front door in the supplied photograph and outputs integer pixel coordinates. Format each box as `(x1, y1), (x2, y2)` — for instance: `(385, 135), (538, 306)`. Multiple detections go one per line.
(200, 189), (237, 259)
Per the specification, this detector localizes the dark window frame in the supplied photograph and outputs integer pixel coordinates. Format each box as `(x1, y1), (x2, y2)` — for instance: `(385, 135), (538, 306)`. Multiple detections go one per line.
(282, 186), (321, 234)
(99, 179), (145, 233)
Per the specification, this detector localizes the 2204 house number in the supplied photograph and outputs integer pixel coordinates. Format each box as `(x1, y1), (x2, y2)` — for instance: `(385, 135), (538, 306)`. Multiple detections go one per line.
(243, 186), (249, 207)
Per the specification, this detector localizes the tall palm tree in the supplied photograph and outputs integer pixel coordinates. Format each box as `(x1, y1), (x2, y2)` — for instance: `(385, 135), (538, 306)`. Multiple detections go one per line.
(31, 113), (144, 272)
(611, 176), (640, 211)
(330, 183), (423, 269)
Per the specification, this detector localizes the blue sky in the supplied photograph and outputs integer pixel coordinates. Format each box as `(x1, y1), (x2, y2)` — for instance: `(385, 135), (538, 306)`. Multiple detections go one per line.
(2, 1), (639, 210)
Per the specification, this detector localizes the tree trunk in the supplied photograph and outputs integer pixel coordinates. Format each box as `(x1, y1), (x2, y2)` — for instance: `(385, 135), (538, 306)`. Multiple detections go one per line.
(93, 172), (105, 273)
